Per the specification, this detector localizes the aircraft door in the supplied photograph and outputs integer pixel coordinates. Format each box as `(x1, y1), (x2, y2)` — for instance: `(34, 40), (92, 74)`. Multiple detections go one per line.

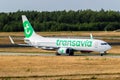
(94, 41), (98, 49)
(94, 41), (100, 52)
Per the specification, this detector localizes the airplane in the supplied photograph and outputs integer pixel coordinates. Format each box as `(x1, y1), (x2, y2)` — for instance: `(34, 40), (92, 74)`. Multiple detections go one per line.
(10, 15), (112, 56)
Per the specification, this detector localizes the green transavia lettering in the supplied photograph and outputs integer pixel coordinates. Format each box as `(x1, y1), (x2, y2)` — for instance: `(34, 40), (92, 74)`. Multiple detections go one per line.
(56, 39), (92, 47)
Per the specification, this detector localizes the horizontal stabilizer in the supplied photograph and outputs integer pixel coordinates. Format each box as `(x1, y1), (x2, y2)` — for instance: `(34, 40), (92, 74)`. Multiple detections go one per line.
(9, 36), (15, 44)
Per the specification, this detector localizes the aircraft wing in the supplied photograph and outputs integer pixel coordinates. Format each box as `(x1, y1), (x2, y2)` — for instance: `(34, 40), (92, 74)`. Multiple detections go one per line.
(9, 36), (59, 49)
(38, 46), (59, 50)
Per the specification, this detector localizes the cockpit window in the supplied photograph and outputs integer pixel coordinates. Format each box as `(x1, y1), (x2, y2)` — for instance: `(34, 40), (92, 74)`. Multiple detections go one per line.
(101, 43), (108, 45)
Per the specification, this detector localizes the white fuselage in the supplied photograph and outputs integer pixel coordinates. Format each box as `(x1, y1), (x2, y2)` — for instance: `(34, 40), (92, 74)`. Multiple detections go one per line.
(24, 34), (111, 53)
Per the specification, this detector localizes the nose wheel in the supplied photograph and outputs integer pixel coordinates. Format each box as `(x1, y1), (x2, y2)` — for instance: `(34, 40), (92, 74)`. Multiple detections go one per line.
(100, 51), (106, 56)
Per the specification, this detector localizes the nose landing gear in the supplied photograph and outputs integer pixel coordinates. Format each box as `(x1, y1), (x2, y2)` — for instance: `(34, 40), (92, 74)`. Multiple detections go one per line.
(100, 51), (107, 56)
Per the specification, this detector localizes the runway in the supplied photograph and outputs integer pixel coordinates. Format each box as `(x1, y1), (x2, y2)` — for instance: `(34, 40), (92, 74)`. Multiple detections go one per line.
(0, 52), (120, 58)
(0, 52), (55, 56)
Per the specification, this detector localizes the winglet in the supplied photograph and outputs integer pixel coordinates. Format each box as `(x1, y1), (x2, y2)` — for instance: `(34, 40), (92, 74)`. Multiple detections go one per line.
(90, 33), (93, 39)
(9, 36), (15, 44)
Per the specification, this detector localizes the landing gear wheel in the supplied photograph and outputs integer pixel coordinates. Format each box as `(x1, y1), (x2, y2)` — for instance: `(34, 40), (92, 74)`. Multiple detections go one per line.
(100, 53), (103, 56)
(69, 52), (74, 56)
(104, 51), (107, 55)
(100, 51), (107, 56)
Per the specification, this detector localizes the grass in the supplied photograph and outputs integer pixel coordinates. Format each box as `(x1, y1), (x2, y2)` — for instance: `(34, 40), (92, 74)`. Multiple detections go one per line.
(0, 47), (55, 53)
(0, 31), (119, 79)
(0, 31), (119, 37)
(107, 46), (120, 54)
(0, 56), (120, 79)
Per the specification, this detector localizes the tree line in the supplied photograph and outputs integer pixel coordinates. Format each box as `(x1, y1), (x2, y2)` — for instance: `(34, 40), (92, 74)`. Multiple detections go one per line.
(0, 9), (120, 32)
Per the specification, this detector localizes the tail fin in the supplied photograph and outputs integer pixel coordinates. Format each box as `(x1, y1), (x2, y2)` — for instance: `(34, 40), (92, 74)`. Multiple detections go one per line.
(22, 15), (36, 38)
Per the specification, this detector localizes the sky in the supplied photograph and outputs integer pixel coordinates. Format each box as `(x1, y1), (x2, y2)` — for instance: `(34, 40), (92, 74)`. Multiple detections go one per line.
(0, 0), (120, 12)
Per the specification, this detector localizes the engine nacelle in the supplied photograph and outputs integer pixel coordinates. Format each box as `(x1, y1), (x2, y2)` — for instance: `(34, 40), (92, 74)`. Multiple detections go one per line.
(57, 48), (74, 55)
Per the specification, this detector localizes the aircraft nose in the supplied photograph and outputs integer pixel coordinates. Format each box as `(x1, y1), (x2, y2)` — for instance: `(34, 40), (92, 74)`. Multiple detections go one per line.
(107, 45), (112, 50)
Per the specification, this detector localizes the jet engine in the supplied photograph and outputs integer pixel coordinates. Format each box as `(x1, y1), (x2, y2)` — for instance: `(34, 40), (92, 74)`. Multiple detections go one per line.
(56, 48), (74, 56)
